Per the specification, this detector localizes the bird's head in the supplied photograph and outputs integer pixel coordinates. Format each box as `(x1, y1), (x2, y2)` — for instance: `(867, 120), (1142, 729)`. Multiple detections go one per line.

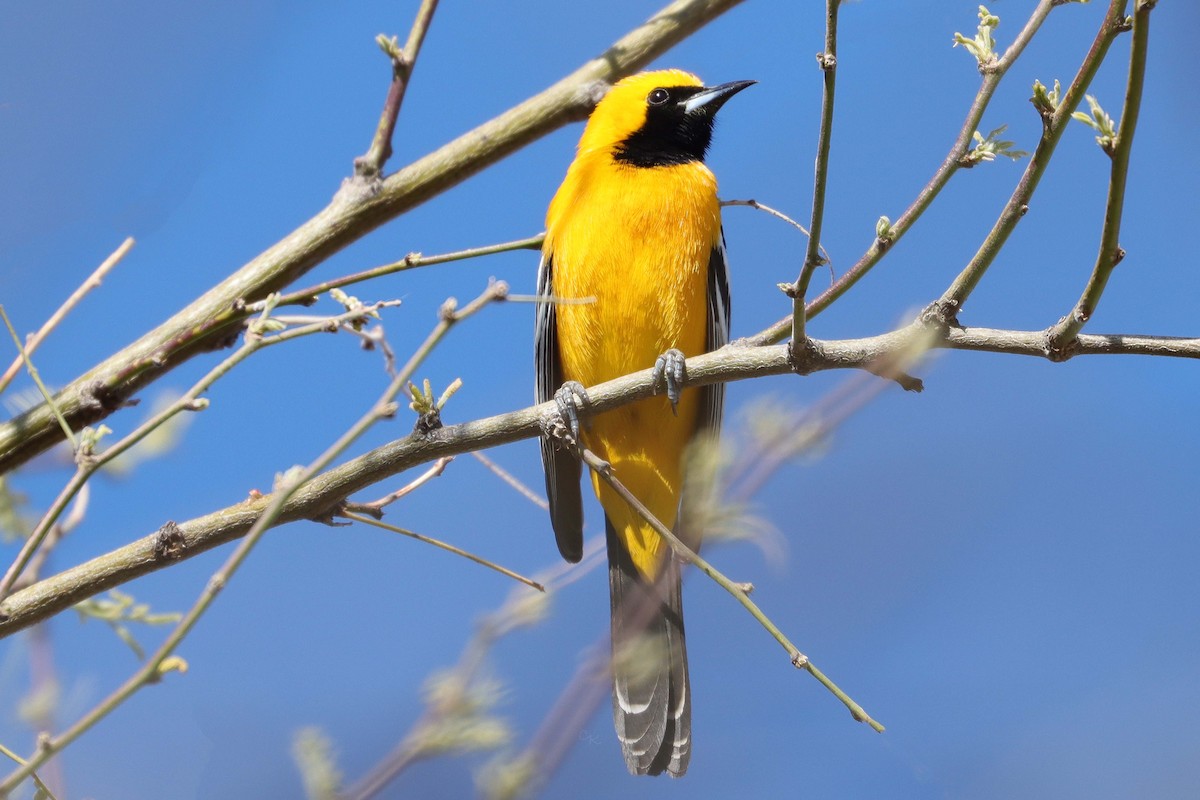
(577, 69), (755, 168)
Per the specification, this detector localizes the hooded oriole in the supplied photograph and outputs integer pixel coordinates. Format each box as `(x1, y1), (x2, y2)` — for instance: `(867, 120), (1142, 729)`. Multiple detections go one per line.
(535, 69), (751, 776)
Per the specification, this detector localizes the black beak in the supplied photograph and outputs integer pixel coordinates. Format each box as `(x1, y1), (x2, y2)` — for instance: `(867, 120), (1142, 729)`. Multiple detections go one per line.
(682, 80), (756, 115)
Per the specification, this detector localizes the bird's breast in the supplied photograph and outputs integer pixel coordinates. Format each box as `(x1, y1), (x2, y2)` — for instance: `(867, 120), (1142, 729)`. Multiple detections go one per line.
(547, 160), (721, 388)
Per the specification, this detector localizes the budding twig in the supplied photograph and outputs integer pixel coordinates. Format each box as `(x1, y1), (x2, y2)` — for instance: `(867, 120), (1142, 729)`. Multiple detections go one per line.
(1046, 0), (1152, 356)
(577, 447), (885, 732)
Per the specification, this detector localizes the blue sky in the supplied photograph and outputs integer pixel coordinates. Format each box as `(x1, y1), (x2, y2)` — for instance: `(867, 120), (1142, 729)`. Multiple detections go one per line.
(2, 1), (1199, 798)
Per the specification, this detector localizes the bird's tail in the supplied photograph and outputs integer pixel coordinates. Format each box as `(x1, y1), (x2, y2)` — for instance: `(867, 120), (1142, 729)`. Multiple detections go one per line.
(606, 517), (691, 777)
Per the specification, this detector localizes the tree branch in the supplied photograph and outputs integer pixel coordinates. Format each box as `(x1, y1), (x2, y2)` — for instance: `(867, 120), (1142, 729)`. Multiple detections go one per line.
(1045, 0), (1153, 356)
(353, 0), (440, 179)
(931, 0), (1130, 324)
(0, 283), (507, 797)
(0, 0), (746, 476)
(0, 300), (402, 608)
(578, 446), (884, 731)
(785, 0), (839, 344)
(3, 319), (1198, 638)
(749, 0), (1061, 346)
(0, 238), (134, 395)
(265, 234), (544, 312)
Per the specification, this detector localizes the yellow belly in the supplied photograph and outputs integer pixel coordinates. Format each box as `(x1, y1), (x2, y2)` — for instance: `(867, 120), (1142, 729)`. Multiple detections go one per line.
(546, 157), (720, 577)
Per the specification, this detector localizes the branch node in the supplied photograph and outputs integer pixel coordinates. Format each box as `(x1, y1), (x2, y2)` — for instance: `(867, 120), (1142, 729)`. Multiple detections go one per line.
(413, 408), (442, 435)
(787, 337), (820, 376)
(1042, 324), (1080, 362)
(336, 501), (385, 520)
(877, 370), (925, 393)
(919, 300), (959, 332)
(152, 522), (187, 561)
(815, 51), (836, 71)
(306, 500), (354, 526)
(82, 380), (136, 413)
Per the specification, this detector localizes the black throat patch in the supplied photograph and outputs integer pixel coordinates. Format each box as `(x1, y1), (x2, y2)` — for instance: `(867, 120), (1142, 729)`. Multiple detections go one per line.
(613, 86), (714, 168)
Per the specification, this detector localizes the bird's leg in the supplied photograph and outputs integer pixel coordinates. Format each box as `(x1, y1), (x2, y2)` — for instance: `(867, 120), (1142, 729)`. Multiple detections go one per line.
(652, 348), (687, 415)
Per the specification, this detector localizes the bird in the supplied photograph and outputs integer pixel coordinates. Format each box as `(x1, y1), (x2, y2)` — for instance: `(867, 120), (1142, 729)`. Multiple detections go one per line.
(534, 69), (752, 776)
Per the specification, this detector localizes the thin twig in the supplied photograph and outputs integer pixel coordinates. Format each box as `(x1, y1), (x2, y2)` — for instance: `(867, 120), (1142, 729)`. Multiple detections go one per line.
(503, 293), (594, 306)
(340, 511), (543, 591)
(577, 446), (884, 731)
(353, 0), (440, 178)
(345, 322), (399, 378)
(1046, 0), (1152, 355)
(0, 300), (400, 609)
(24, 622), (64, 797)
(260, 235), (545, 312)
(344, 456), (454, 514)
(504, 633), (612, 797)
(14, 485), (90, 595)
(0, 238), (134, 395)
(747, 0), (1061, 346)
(345, 536), (604, 799)
(0, 284), (505, 796)
(932, 0), (1130, 324)
(0, 743), (58, 800)
(720, 199), (831, 272)
(504, 366), (916, 793)
(787, 0), (839, 344)
(470, 451), (548, 511)
(0, 307), (77, 450)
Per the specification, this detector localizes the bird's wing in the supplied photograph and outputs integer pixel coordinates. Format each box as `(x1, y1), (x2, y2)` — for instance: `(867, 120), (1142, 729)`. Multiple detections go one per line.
(535, 250), (585, 562)
(698, 231), (731, 437)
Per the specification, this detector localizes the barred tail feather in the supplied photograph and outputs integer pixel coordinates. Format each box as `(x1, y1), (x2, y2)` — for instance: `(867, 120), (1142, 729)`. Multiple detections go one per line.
(606, 518), (691, 777)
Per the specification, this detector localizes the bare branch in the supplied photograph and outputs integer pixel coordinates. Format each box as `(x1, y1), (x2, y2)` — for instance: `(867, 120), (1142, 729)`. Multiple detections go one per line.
(1046, 0), (1153, 355)
(785, 0), (839, 344)
(720, 199), (831, 273)
(265, 234), (545, 312)
(339, 511), (544, 591)
(0, 0), (746, 476)
(353, 0), (440, 179)
(0, 238), (134, 395)
(576, 446), (884, 731)
(0, 283), (506, 796)
(749, 0), (1061, 346)
(7, 314), (1195, 637)
(470, 451), (549, 511)
(0, 300), (401, 607)
(343, 456), (454, 515)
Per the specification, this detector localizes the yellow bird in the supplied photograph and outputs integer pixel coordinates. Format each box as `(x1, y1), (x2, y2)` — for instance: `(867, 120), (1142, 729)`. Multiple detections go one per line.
(535, 69), (752, 776)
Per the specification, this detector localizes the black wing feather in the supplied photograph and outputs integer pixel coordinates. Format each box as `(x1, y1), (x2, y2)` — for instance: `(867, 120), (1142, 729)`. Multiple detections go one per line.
(698, 234), (731, 437)
(534, 252), (585, 562)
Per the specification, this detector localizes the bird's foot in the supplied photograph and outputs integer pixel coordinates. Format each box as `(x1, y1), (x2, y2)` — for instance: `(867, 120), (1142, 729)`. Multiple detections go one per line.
(543, 380), (591, 446)
(652, 348), (687, 415)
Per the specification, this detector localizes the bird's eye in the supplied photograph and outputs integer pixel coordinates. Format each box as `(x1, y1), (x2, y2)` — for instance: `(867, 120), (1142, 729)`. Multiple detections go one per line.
(647, 88), (670, 106)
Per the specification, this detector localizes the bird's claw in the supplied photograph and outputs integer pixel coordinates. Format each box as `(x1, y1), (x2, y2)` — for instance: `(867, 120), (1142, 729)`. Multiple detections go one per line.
(547, 380), (590, 444)
(652, 348), (687, 415)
